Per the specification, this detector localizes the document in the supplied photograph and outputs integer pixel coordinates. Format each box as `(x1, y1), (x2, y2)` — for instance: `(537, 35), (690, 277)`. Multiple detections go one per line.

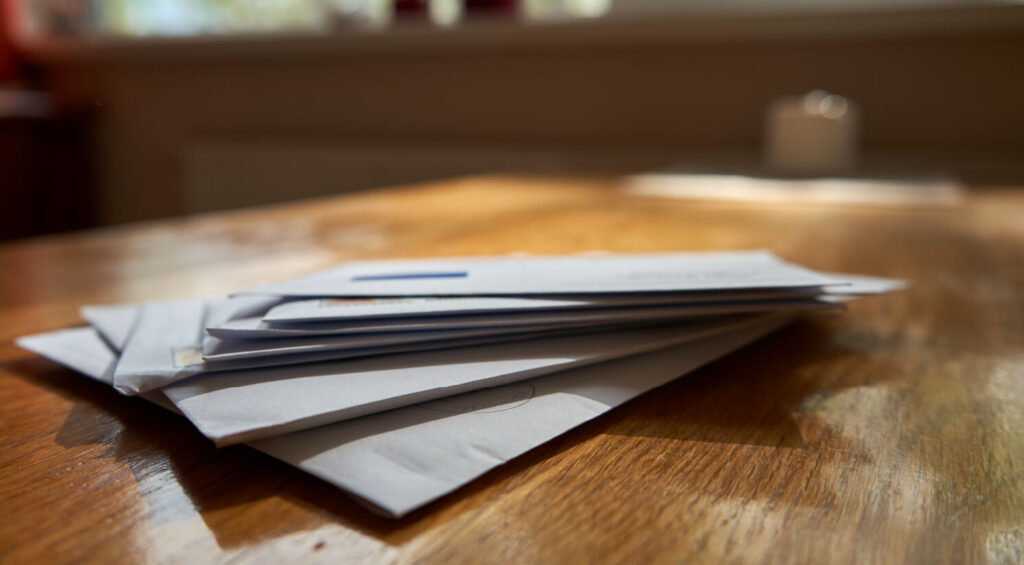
(17, 314), (787, 517)
(163, 316), (769, 445)
(80, 304), (138, 352)
(17, 327), (117, 384)
(112, 299), (208, 394)
(17, 253), (905, 518)
(252, 315), (786, 517)
(111, 300), (583, 394)
(83, 295), (279, 355)
(261, 288), (823, 323)
(98, 272), (900, 394)
(819, 272), (909, 297)
(205, 298), (832, 361)
(203, 322), (603, 361)
(208, 297), (834, 339)
(239, 250), (841, 297)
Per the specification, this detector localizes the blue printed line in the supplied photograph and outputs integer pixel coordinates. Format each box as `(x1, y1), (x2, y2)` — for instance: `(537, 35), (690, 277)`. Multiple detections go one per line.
(351, 272), (468, 281)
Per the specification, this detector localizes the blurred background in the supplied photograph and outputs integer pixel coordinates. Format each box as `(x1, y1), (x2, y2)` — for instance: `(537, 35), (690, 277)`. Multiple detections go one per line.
(1, 0), (1022, 239)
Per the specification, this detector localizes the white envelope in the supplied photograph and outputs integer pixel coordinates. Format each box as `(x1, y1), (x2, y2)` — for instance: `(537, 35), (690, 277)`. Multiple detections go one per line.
(206, 295), (285, 326)
(163, 316), (768, 446)
(17, 327), (118, 384)
(209, 297), (835, 339)
(111, 299), (591, 395)
(205, 298), (833, 361)
(252, 315), (786, 517)
(100, 272), (900, 394)
(203, 321), (609, 361)
(261, 289), (823, 323)
(80, 304), (139, 352)
(263, 273), (904, 323)
(84, 295), (280, 354)
(112, 299), (209, 394)
(820, 272), (909, 296)
(239, 250), (840, 297)
(18, 314), (787, 518)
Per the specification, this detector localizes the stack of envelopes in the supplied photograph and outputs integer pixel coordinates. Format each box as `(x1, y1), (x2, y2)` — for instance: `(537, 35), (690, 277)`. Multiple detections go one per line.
(18, 250), (904, 517)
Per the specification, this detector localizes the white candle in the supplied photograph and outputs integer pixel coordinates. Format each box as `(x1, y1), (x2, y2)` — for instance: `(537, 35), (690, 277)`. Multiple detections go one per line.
(765, 90), (861, 176)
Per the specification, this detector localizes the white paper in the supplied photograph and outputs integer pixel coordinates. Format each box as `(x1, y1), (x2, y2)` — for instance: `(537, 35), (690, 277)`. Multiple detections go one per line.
(85, 295), (279, 359)
(112, 299), (209, 394)
(203, 321), (601, 361)
(252, 314), (788, 517)
(205, 297), (832, 361)
(262, 288), (822, 323)
(21, 259), (905, 517)
(210, 297), (835, 339)
(18, 314), (787, 518)
(96, 271), (899, 394)
(109, 296), (282, 391)
(16, 327), (118, 384)
(821, 272), (909, 296)
(80, 304), (139, 352)
(164, 316), (767, 446)
(206, 295), (285, 327)
(110, 299), (586, 394)
(239, 250), (840, 297)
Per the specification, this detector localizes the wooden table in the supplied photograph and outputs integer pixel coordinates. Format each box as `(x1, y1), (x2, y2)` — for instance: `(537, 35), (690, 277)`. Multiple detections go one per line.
(2, 175), (1022, 564)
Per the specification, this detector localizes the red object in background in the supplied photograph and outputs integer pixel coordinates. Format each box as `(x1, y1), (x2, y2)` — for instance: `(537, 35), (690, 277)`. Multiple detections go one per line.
(0, 2), (99, 240)
(0, 0), (16, 81)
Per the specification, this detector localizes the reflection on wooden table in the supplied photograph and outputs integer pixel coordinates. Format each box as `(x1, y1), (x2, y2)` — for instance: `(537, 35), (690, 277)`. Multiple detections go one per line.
(1, 175), (1022, 563)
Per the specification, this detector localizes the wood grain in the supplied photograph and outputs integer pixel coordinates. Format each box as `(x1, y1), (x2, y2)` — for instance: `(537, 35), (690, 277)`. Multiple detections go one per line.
(1, 175), (1022, 564)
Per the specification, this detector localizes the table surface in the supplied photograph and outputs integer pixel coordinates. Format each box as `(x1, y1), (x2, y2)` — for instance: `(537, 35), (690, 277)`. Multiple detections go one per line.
(2, 175), (1022, 564)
